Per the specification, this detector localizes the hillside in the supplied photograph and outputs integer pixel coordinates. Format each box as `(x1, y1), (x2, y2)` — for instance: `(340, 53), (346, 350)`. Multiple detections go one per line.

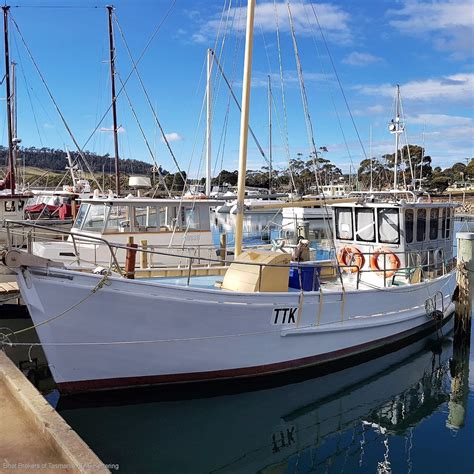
(0, 146), (154, 175)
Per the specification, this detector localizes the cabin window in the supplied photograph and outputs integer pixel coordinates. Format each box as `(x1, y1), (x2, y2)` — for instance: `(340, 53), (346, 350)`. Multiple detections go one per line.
(335, 207), (353, 240)
(429, 208), (439, 240)
(405, 209), (414, 243)
(132, 206), (159, 231)
(378, 208), (400, 244)
(416, 209), (426, 241)
(82, 204), (109, 232)
(355, 208), (375, 242)
(105, 205), (130, 232)
(73, 204), (88, 229)
(182, 207), (200, 231)
(446, 208), (452, 239)
(441, 208), (446, 238)
(4, 201), (15, 212)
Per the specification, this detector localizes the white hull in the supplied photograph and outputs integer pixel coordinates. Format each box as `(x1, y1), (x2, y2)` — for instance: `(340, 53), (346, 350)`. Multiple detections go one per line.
(15, 266), (456, 392)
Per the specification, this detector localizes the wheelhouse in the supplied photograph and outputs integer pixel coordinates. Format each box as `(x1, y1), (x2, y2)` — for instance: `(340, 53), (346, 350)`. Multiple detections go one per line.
(332, 198), (456, 279)
(71, 198), (215, 235)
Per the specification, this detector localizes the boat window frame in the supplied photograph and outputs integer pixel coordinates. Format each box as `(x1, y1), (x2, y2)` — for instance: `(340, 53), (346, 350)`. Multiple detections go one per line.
(355, 207), (376, 243)
(405, 208), (414, 244)
(416, 208), (427, 242)
(80, 203), (110, 233)
(73, 203), (89, 230)
(429, 208), (439, 240)
(335, 207), (354, 241)
(4, 200), (15, 213)
(441, 208), (446, 239)
(104, 203), (132, 233)
(377, 208), (400, 245)
(446, 208), (452, 239)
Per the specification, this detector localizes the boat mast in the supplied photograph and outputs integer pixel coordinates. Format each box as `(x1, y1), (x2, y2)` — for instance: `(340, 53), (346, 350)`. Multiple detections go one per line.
(206, 48), (212, 196)
(234, 0), (256, 257)
(389, 84), (403, 190)
(268, 74), (272, 194)
(2, 6), (15, 196)
(107, 5), (120, 196)
(369, 125), (373, 191)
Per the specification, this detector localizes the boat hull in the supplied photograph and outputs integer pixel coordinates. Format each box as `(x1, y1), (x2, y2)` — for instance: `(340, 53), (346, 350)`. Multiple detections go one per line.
(15, 267), (456, 393)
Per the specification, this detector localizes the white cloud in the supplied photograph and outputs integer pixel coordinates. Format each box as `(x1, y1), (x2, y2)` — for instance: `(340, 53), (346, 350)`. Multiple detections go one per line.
(342, 52), (382, 66)
(356, 73), (474, 102)
(162, 132), (183, 143)
(388, 1), (474, 59)
(241, 70), (328, 88)
(407, 113), (474, 127)
(193, 1), (352, 45)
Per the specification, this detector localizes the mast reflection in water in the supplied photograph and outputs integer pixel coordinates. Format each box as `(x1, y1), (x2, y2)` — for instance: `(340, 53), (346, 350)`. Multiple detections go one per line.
(55, 324), (473, 473)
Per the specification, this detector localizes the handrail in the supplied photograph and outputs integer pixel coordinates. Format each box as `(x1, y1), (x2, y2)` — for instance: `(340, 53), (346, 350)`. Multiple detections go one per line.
(4, 220), (455, 285)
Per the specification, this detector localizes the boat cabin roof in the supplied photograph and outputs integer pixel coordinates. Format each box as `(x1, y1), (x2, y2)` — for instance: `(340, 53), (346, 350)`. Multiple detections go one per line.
(78, 197), (221, 206)
(31, 189), (77, 197)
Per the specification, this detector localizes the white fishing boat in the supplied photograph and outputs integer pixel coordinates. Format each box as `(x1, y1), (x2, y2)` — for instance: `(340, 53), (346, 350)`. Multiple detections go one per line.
(1, 0), (460, 394)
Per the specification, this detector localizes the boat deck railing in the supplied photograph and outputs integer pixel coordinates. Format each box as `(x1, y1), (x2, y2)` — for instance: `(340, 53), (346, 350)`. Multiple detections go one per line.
(3, 220), (455, 291)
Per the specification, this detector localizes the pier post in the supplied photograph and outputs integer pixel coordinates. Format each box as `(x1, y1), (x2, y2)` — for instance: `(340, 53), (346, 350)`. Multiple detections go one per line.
(455, 232), (474, 338)
(220, 233), (227, 262)
(140, 239), (148, 269)
(125, 236), (137, 279)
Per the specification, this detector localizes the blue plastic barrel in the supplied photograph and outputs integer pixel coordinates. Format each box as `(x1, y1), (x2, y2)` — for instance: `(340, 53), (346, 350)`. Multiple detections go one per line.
(288, 262), (321, 291)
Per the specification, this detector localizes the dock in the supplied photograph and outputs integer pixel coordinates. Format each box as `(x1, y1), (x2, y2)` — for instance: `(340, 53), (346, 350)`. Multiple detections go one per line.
(0, 281), (20, 303)
(0, 351), (110, 473)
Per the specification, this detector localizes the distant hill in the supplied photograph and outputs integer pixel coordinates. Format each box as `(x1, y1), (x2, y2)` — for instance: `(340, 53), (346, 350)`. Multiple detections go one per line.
(0, 146), (154, 176)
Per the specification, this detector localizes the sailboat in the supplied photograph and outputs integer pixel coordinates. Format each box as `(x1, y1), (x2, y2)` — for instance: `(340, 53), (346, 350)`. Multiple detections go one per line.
(2, 0), (458, 393)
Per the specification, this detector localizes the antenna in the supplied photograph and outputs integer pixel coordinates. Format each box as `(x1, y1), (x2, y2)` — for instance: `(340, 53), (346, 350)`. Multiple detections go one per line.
(389, 84), (404, 190)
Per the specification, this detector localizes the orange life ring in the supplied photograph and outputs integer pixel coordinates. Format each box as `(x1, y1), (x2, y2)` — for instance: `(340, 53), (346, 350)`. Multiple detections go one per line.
(337, 246), (365, 273)
(370, 248), (400, 278)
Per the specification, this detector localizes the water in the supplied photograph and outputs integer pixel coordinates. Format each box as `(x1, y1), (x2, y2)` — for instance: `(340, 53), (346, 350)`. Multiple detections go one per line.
(54, 328), (474, 473)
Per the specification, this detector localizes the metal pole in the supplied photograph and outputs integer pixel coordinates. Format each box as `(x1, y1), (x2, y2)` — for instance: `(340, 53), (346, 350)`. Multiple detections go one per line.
(206, 48), (212, 196)
(393, 84), (400, 190)
(3, 6), (15, 196)
(234, 0), (256, 257)
(107, 5), (120, 196)
(268, 74), (272, 194)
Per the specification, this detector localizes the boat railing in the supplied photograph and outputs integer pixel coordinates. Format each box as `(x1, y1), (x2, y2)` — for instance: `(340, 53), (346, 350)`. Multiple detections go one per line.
(3, 220), (455, 289)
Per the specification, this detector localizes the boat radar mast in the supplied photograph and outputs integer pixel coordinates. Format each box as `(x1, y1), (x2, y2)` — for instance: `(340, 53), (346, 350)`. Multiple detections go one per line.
(389, 84), (404, 190)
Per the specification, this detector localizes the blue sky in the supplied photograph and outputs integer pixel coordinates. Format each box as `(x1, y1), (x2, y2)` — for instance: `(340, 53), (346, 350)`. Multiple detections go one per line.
(4, 0), (474, 178)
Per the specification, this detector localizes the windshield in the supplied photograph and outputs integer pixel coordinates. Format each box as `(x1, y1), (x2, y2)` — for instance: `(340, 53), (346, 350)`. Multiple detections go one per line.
(81, 204), (109, 233)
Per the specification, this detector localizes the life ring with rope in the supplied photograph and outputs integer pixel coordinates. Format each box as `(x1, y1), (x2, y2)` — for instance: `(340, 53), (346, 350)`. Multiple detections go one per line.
(370, 248), (401, 278)
(337, 246), (365, 273)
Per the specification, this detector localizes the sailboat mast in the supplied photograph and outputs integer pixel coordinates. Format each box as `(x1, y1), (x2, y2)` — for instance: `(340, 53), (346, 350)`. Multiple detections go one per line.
(268, 74), (272, 194)
(234, 0), (256, 257)
(393, 84), (401, 190)
(107, 5), (120, 196)
(206, 48), (212, 196)
(2, 6), (15, 195)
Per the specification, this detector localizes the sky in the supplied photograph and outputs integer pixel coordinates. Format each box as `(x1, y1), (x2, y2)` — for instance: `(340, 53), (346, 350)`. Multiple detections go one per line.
(3, 0), (474, 179)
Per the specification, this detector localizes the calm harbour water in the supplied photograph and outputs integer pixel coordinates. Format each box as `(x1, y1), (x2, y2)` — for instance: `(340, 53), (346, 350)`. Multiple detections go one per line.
(5, 216), (474, 473)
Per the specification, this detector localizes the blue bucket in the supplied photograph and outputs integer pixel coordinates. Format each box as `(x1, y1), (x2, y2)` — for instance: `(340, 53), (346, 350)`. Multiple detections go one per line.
(289, 263), (321, 291)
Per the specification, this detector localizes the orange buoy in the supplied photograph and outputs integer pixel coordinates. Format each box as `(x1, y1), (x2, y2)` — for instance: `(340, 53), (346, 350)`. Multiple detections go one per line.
(370, 248), (400, 278)
(337, 246), (365, 273)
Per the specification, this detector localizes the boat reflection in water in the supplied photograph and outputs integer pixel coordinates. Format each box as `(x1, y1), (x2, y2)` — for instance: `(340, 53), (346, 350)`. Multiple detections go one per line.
(56, 323), (470, 473)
